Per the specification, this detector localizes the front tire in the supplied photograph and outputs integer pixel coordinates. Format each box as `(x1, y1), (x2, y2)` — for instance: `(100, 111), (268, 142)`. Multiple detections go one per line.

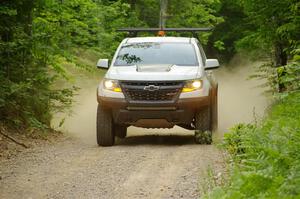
(96, 104), (115, 146)
(194, 85), (218, 144)
(211, 85), (218, 131)
(194, 106), (212, 144)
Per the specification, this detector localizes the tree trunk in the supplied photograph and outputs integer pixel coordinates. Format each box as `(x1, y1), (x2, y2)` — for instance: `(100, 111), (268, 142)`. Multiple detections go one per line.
(275, 42), (287, 67)
(17, 0), (34, 36)
(274, 42), (288, 92)
(159, 0), (168, 29)
(130, 0), (136, 10)
(17, 0), (34, 67)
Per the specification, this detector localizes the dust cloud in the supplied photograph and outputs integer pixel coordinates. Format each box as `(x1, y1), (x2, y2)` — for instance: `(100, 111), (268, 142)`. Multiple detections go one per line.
(52, 56), (270, 145)
(215, 55), (270, 136)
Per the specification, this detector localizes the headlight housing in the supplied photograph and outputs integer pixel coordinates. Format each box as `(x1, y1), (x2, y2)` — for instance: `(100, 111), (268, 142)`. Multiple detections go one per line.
(182, 79), (203, 92)
(103, 79), (122, 92)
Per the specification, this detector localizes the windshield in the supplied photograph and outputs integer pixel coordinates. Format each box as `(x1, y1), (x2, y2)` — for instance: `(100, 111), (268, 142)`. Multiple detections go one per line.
(114, 42), (199, 66)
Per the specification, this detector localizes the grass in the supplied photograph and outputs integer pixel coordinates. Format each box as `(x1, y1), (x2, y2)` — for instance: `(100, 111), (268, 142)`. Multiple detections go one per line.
(205, 91), (300, 198)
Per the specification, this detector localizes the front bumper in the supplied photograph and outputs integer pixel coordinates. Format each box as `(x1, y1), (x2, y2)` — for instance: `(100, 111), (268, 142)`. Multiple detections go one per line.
(97, 96), (210, 126)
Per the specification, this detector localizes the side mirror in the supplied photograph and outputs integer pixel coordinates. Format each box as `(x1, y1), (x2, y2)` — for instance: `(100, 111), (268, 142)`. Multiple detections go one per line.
(205, 59), (220, 70)
(97, 59), (109, 69)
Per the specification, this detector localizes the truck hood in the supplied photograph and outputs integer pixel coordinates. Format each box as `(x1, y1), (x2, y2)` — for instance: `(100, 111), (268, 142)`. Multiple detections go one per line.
(105, 65), (202, 81)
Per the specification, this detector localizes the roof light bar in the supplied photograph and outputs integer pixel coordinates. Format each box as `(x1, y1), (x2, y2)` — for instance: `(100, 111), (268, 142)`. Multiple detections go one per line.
(117, 27), (213, 37)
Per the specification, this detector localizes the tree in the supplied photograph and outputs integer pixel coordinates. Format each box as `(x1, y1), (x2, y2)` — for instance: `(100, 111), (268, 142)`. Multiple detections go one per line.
(207, 0), (249, 60)
(237, 0), (300, 91)
(167, 0), (223, 44)
(0, 0), (145, 130)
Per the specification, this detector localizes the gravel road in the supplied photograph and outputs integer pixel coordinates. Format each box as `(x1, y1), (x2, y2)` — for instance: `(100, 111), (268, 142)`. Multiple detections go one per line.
(0, 59), (268, 199)
(0, 131), (224, 199)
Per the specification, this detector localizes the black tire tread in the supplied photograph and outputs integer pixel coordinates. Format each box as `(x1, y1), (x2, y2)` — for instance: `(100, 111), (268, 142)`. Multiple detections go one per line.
(210, 85), (218, 131)
(195, 106), (211, 132)
(194, 100), (212, 144)
(96, 104), (114, 146)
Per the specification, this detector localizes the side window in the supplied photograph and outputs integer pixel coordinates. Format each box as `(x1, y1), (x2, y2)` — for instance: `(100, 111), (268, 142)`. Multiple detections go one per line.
(197, 42), (206, 66)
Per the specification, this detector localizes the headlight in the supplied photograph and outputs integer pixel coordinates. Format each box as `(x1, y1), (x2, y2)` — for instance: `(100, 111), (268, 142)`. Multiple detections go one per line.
(182, 79), (203, 92)
(103, 79), (122, 92)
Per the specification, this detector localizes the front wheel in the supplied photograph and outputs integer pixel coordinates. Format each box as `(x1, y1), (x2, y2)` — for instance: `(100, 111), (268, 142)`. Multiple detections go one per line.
(96, 104), (115, 146)
(211, 85), (218, 132)
(194, 106), (212, 144)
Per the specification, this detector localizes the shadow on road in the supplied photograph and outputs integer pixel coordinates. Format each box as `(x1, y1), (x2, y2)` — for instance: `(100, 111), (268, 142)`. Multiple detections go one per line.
(116, 135), (196, 146)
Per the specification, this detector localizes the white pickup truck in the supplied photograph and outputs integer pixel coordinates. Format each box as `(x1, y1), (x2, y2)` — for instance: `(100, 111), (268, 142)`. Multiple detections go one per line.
(96, 36), (219, 146)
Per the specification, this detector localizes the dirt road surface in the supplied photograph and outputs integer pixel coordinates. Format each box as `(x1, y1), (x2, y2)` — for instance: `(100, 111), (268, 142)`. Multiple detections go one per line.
(0, 58), (269, 199)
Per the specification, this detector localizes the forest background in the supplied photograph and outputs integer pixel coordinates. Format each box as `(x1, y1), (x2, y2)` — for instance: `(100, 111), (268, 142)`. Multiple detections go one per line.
(0, 0), (299, 129)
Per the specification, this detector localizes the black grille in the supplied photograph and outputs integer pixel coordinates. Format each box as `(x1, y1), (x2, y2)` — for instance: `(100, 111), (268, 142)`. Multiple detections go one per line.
(120, 81), (183, 102)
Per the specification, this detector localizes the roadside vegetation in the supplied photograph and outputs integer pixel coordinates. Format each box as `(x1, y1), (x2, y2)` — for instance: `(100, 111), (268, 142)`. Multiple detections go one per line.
(205, 91), (300, 198)
(204, 0), (300, 198)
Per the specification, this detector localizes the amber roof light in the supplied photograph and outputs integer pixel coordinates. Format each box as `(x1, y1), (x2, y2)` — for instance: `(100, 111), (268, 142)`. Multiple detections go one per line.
(158, 30), (166, 36)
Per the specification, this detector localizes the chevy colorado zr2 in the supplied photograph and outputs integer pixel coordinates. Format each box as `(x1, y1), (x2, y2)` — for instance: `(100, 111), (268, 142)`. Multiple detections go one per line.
(96, 34), (219, 146)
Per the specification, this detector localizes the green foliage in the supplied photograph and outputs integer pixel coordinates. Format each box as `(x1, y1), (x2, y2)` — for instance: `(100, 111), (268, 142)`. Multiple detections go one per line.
(223, 124), (256, 157)
(236, 0), (299, 56)
(195, 130), (213, 144)
(213, 40), (225, 51)
(209, 0), (300, 65)
(97, 0), (145, 56)
(206, 91), (300, 198)
(249, 47), (300, 95)
(207, 0), (249, 60)
(0, 0), (141, 130)
(277, 64), (300, 95)
(278, 49), (300, 94)
(167, 0), (223, 44)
